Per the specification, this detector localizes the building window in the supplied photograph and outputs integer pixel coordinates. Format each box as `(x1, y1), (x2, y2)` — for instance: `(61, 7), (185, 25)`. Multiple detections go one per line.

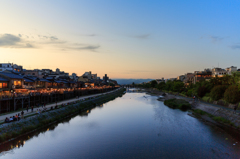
(0, 83), (8, 88)
(3, 83), (7, 88)
(14, 80), (22, 86)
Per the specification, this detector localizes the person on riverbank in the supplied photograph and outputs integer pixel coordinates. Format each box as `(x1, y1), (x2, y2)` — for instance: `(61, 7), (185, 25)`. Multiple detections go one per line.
(21, 110), (24, 119)
(31, 106), (33, 112)
(193, 96), (196, 101)
(18, 113), (21, 120)
(26, 105), (29, 112)
(5, 117), (10, 123)
(234, 105), (237, 113)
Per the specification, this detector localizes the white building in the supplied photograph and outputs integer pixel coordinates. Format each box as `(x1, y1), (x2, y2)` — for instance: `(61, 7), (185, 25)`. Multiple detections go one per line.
(226, 66), (237, 75)
(212, 68), (227, 77)
(0, 63), (13, 72)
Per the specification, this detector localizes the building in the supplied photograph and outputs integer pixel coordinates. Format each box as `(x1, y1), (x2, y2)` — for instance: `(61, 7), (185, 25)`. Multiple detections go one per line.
(212, 68), (227, 77)
(91, 74), (97, 79)
(169, 78), (177, 81)
(226, 66), (237, 75)
(56, 68), (60, 74)
(22, 70), (44, 78)
(0, 63), (13, 72)
(78, 76), (89, 83)
(103, 74), (109, 84)
(177, 75), (185, 82)
(69, 73), (78, 81)
(156, 78), (165, 84)
(83, 71), (92, 80)
(183, 73), (194, 85)
(13, 64), (23, 72)
(193, 69), (212, 84)
(0, 77), (9, 91)
(0, 72), (24, 90)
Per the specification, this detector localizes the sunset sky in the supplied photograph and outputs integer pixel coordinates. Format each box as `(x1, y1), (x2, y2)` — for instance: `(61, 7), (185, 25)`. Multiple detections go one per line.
(0, 0), (240, 79)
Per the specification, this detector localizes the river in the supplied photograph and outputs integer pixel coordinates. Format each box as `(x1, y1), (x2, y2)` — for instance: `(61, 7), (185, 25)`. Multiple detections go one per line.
(0, 92), (240, 159)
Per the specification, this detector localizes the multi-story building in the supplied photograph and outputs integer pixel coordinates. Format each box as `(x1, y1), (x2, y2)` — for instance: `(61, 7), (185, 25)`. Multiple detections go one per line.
(22, 70), (44, 78)
(226, 66), (237, 75)
(103, 74), (109, 84)
(177, 75), (185, 82)
(193, 69), (212, 84)
(13, 64), (23, 72)
(0, 63), (13, 72)
(78, 76), (89, 83)
(82, 71), (92, 80)
(183, 73), (194, 85)
(0, 72), (24, 90)
(212, 68), (227, 77)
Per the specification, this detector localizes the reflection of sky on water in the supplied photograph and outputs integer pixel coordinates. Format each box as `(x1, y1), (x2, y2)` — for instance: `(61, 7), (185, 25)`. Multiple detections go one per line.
(1, 93), (240, 159)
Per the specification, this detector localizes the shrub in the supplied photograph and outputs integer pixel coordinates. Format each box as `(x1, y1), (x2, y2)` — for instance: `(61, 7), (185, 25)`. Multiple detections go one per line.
(202, 96), (210, 102)
(164, 99), (191, 110)
(224, 85), (240, 104)
(197, 86), (208, 98)
(210, 85), (227, 101)
(187, 89), (193, 97)
(213, 116), (234, 126)
(194, 109), (207, 115)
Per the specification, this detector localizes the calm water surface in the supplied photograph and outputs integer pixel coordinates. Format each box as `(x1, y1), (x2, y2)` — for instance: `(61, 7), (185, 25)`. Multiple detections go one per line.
(0, 92), (240, 159)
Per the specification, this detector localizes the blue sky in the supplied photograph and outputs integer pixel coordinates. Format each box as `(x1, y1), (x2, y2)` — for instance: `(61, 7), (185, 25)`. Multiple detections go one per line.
(0, 0), (239, 78)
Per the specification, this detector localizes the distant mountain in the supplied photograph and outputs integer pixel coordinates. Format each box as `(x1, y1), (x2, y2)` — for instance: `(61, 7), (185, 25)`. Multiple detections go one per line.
(113, 79), (154, 85)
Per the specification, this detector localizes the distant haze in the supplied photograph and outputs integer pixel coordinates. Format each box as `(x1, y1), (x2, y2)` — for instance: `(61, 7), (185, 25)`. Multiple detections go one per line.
(114, 79), (154, 85)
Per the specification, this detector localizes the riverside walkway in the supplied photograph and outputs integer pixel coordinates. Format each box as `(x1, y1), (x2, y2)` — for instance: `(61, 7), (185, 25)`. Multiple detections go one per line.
(0, 88), (120, 123)
(175, 95), (240, 113)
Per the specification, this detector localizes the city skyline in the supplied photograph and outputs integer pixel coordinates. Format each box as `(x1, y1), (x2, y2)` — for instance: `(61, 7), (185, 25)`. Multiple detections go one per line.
(1, 0), (240, 79)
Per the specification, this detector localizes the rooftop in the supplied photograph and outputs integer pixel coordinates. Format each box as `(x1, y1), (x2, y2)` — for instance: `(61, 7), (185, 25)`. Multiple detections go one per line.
(0, 72), (23, 79)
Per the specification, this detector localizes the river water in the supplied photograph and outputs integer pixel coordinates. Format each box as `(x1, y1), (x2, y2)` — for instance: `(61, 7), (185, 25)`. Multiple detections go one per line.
(0, 92), (240, 159)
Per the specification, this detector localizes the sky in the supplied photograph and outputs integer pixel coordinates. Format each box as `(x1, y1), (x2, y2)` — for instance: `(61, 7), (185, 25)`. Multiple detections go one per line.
(0, 0), (240, 79)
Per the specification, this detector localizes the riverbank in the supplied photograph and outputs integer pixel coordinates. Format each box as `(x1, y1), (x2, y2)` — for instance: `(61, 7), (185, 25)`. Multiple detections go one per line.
(0, 88), (119, 123)
(0, 88), (125, 143)
(142, 88), (240, 132)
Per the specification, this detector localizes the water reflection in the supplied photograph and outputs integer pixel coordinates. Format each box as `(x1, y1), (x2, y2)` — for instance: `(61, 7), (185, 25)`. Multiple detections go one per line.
(0, 101), (103, 156)
(0, 93), (240, 159)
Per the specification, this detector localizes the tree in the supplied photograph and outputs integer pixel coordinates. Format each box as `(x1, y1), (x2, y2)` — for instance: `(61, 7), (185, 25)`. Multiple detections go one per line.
(172, 81), (184, 92)
(164, 80), (174, 91)
(210, 85), (227, 101)
(197, 86), (208, 97)
(157, 81), (166, 90)
(224, 85), (240, 104)
(150, 80), (157, 88)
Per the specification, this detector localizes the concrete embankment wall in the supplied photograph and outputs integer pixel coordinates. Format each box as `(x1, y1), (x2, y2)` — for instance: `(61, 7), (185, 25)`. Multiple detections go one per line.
(0, 88), (125, 143)
(195, 104), (240, 127)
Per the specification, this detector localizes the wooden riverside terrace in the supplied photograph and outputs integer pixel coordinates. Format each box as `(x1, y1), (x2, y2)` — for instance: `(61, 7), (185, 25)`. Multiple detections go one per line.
(0, 87), (117, 113)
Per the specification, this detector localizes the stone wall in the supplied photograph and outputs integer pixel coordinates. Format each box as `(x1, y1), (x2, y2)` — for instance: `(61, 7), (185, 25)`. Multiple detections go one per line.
(196, 104), (240, 127)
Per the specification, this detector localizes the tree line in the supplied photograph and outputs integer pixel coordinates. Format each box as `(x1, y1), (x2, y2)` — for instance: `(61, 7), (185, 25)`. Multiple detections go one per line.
(136, 72), (240, 104)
